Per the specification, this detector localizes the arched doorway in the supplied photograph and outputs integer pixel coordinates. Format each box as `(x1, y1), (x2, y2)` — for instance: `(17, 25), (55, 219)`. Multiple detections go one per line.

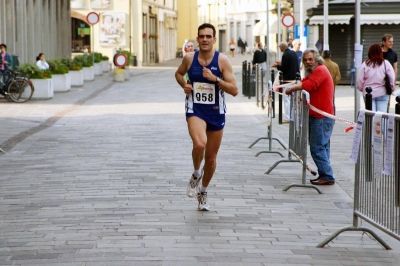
(71, 12), (91, 53)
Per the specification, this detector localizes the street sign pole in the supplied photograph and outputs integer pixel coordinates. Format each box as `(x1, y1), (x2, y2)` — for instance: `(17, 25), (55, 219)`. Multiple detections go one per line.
(86, 12), (100, 67)
(323, 0), (329, 51)
(355, 0), (361, 121)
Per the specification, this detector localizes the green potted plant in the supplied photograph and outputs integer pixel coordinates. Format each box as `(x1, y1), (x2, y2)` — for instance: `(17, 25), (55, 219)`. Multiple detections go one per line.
(47, 59), (70, 92)
(61, 58), (83, 86)
(74, 55), (94, 81)
(101, 55), (109, 72)
(18, 63), (53, 99)
(92, 52), (103, 76)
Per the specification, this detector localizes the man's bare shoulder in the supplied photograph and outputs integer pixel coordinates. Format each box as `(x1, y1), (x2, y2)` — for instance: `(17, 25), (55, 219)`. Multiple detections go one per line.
(217, 53), (232, 69)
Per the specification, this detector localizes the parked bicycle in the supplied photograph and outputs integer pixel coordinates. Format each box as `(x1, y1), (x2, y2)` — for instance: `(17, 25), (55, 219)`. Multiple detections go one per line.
(0, 69), (34, 103)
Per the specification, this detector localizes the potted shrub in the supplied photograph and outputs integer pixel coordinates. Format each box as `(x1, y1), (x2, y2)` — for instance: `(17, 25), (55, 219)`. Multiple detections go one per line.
(61, 58), (83, 87)
(74, 55), (94, 81)
(92, 52), (103, 76)
(18, 63), (53, 99)
(48, 59), (70, 92)
(101, 55), (109, 72)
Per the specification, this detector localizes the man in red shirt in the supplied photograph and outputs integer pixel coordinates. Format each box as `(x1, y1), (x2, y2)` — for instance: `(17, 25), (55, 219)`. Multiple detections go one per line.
(285, 49), (335, 185)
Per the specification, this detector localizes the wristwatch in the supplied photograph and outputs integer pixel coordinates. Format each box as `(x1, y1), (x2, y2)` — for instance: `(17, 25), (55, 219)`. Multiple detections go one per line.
(216, 77), (221, 83)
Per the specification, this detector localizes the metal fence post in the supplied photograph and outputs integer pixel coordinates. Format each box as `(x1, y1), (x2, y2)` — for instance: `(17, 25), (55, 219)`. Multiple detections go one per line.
(242, 61), (246, 96)
(255, 64), (259, 106)
(365, 86), (372, 110)
(271, 69), (275, 118)
(278, 71), (283, 124)
(247, 62), (252, 99)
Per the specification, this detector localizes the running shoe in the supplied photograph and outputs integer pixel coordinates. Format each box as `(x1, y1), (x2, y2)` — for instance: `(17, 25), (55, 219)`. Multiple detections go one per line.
(196, 190), (210, 211)
(186, 173), (202, 198)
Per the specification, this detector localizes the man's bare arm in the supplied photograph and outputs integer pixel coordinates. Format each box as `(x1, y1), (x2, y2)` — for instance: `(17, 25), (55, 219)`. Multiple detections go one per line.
(393, 62), (398, 87)
(175, 54), (194, 94)
(217, 54), (238, 96)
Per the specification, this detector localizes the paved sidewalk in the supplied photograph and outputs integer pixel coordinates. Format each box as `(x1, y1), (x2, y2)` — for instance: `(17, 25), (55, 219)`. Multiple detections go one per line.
(0, 55), (400, 265)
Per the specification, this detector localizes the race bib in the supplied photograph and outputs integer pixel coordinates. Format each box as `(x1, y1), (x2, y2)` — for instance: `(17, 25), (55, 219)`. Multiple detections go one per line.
(193, 82), (215, 104)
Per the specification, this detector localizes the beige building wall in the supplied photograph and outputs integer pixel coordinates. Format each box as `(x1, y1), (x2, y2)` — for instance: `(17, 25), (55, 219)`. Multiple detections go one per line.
(71, 0), (177, 66)
(177, 0), (199, 51)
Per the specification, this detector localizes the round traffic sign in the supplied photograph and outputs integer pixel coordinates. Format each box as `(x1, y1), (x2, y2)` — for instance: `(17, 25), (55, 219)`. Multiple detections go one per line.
(86, 12), (99, 25)
(282, 14), (295, 28)
(113, 53), (127, 67)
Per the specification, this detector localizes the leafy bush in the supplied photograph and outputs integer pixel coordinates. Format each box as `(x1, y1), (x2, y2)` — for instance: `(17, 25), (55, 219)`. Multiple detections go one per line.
(47, 59), (69, 74)
(18, 63), (52, 79)
(118, 50), (132, 65)
(73, 55), (93, 67)
(93, 52), (102, 63)
(61, 58), (82, 71)
(102, 55), (109, 61)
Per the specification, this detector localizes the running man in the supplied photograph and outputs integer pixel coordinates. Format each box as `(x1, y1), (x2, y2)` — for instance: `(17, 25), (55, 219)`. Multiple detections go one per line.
(175, 23), (238, 211)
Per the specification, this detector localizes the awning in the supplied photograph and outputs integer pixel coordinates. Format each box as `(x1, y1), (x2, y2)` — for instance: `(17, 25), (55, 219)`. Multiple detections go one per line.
(252, 20), (278, 36)
(360, 14), (400, 25)
(308, 15), (353, 25)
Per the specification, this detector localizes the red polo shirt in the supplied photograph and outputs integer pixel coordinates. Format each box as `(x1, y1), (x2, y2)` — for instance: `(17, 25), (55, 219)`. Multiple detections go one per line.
(301, 64), (335, 118)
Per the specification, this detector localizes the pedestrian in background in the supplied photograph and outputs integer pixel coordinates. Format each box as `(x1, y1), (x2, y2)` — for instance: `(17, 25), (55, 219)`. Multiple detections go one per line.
(322, 50), (341, 114)
(0, 43), (11, 83)
(252, 42), (267, 72)
(357, 43), (395, 112)
(186, 41), (195, 53)
(228, 38), (236, 58)
(36, 53), (49, 70)
(237, 37), (245, 55)
(285, 49), (335, 186)
(272, 41), (299, 122)
(292, 39), (302, 70)
(381, 34), (397, 85)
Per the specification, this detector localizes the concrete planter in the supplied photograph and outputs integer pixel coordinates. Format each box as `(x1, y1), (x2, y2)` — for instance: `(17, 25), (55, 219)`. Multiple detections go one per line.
(82, 66), (94, 81)
(113, 68), (125, 82)
(31, 78), (53, 99)
(124, 68), (130, 80)
(102, 61), (109, 72)
(52, 73), (71, 92)
(94, 63), (102, 76)
(70, 70), (84, 87)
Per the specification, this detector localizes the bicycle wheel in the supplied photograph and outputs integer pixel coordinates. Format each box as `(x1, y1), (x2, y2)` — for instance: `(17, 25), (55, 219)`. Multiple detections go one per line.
(7, 79), (34, 103)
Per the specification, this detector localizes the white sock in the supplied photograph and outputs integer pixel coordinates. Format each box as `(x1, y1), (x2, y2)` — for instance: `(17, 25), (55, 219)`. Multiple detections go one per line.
(193, 169), (202, 178)
(199, 185), (207, 193)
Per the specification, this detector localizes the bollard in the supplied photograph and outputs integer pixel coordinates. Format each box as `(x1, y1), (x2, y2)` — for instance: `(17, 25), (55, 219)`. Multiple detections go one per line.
(242, 61), (246, 96)
(260, 68), (264, 109)
(271, 69), (275, 118)
(255, 64), (259, 106)
(396, 96), (400, 115)
(247, 62), (252, 99)
(278, 71), (283, 124)
(133, 54), (137, 66)
(365, 86), (372, 111)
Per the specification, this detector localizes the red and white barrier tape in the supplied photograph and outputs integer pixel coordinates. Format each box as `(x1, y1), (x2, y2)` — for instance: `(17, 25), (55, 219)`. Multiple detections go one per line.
(266, 89), (356, 132)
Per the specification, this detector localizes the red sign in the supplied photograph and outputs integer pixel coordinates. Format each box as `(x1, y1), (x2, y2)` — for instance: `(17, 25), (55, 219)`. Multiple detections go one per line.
(113, 53), (127, 67)
(86, 12), (99, 25)
(282, 14), (295, 28)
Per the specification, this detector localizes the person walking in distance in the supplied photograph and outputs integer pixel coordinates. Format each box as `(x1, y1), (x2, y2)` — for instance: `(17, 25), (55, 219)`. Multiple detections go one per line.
(229, 38), (236, 58)
(322, 50), (341, 114)
(357, 44), (395, 112)
(292, 39), (302, 70)
(272, 41), (299, 122)
(381, 34), (397, 112)
(285, 49), (336, 186)
(186, 41), (195, 53)
(175, 23), (239, 211)
(381, 34), (397, 86)
(0, 43), (11, 83)
(252, 42), (267, 72)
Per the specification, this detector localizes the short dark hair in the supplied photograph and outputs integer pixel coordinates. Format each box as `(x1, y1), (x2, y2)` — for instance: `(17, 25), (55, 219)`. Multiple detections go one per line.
(322, 50), (331, 59)
(0, 43), (7, 49)
(198, 23), (216, 37)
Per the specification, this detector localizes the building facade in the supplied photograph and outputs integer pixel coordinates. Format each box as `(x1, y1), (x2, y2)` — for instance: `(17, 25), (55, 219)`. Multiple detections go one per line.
(71, 0), (177, 66)
(0, 0), (71, 64)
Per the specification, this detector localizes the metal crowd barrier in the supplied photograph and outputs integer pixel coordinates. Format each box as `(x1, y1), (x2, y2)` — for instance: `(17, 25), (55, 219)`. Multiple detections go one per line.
(318, 97), (400, 249)
(249, 65), (286, 157)
(265, 90), (322, 194)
